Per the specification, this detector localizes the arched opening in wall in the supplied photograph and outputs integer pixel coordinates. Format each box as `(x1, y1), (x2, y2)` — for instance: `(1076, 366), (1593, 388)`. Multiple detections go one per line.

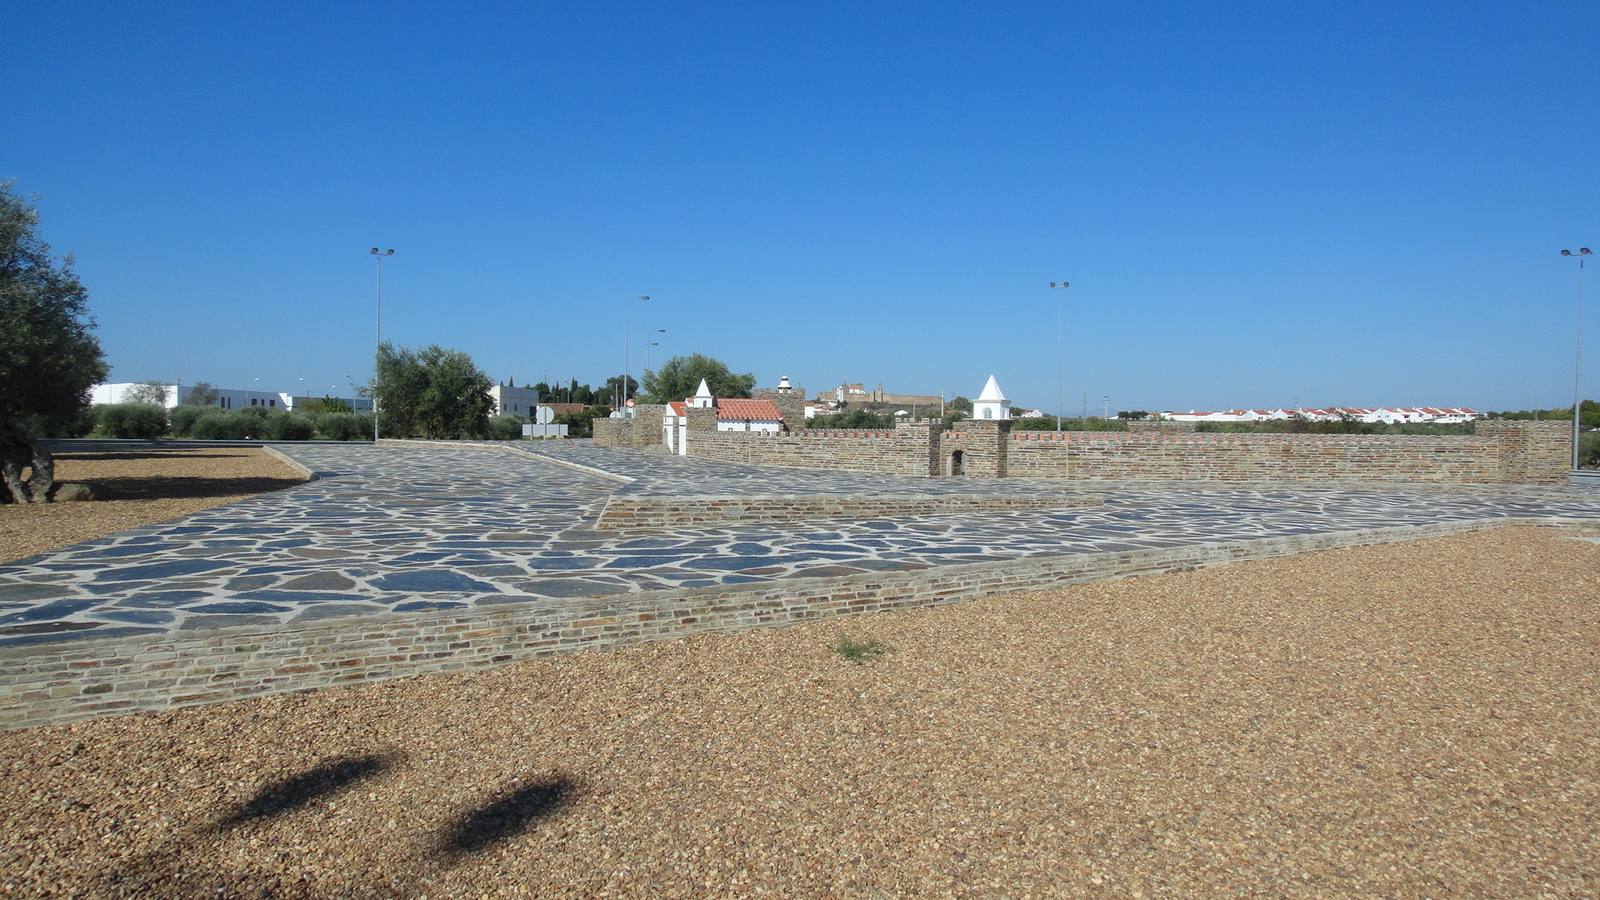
(950, 449), (964, 476)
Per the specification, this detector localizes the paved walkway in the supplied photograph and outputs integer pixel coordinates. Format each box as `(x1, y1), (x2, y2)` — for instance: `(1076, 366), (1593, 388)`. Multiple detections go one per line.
(2, 444), (1597, 649)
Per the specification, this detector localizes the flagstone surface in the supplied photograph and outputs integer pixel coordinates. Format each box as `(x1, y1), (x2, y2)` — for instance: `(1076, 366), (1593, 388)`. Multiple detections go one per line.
(2, 443), (1596, 649)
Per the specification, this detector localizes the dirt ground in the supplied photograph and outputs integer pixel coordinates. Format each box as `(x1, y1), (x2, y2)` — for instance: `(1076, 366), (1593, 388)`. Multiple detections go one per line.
(0, 449), (307, 563)
(1, 526), (1597, 897)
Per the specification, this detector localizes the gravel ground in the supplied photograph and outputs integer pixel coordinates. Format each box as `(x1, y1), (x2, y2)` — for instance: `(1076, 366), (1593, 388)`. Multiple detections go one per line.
(0, 450), (307, 563)
(2, 526), (1597, 897)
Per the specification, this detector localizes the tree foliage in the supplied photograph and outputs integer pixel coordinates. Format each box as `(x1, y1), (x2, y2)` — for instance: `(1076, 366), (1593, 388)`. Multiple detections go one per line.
(184, 381), (220, 406)
(375, 342), (494, 438)
(0, 183), (108, 427)
(124, 381), (169, 405)
(641, 354), (755, 403)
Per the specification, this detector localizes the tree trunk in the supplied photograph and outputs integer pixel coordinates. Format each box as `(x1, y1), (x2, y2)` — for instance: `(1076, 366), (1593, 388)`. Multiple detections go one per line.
(0, 415), (53, 503)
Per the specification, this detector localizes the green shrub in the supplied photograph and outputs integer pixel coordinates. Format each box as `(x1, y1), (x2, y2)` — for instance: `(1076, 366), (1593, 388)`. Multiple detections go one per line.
(314, 412), (372, 441)
(24, 408), (94, 438)
(264, 411), (316, 441)
(190, 410), (252, 440)
(168, 405), (208, 437)
(832, 635), (888, 664)
(486, 414), (524, 440)
(237, 405), (271, 421)
(1011, 416), (1127, 432)
(92, 403), (168, 439)
(1581, 432), (1599, 470)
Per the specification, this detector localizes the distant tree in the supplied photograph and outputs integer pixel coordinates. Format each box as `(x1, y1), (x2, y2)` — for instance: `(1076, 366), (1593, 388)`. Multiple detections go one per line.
(602, 374), (639, 407)
(947, 395), (973, 414)
(308, 395), (352, 414)
(0, 183), (109, 502)
(123, 380), (169, 405)
(184, 381), (219, 406)
(641, 354), (755, 403)
(375, 342), (494, 438)
(808, 408), (896, 429)
(1116, 410), (1150, 420)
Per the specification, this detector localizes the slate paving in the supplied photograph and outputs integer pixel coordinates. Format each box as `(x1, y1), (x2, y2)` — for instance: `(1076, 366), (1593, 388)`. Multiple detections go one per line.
(2, 444), (1597, 650)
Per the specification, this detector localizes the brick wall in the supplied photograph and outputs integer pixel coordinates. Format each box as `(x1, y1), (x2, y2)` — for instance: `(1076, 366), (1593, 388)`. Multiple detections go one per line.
(5, 516), (1580, 730)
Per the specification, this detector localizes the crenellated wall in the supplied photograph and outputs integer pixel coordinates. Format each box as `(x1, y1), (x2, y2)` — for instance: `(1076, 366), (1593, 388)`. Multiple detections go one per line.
(1003, 421), (1571, 484)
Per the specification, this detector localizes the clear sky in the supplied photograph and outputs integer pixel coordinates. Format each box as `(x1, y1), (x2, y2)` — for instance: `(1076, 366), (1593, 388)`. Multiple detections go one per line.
(6, 1), (1597, 412)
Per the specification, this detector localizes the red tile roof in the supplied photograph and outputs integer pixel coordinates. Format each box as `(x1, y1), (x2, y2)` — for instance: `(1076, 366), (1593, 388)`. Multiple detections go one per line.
(667, 401), (687, 417)
(716, 398), (784, 421)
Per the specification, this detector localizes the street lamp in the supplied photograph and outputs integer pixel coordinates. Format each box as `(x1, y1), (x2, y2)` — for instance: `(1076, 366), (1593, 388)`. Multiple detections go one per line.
(370, 248), (394, 441)
(1048, 281), (1069, 433)
(1561, 247), (1591, 470)
(643, 328), (667, 391)
(622, 295), (649, 410)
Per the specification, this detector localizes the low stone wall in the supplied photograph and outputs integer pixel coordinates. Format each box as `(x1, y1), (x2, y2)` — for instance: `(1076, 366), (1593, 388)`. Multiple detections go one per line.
(594, 492), (1101, 531)
(2, 517), (1582, 730)
(1004, 423), (1572, 484)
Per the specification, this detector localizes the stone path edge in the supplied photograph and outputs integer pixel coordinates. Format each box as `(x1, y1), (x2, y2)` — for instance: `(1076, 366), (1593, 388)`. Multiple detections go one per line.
(593, 492), (1104, 531)
(2, 516), (1587, 731)
(260, 445), (318, 481)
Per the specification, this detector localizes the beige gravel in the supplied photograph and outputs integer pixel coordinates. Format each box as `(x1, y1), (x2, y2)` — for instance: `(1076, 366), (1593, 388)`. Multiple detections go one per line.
(2, 526), (1598, 897)
(0, 450), (307, 563)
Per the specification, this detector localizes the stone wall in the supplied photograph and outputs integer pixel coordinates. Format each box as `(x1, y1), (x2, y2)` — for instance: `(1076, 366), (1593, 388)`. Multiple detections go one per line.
(1127, 419), (1197, 433)
(4, 516), (1580, 730)
(686, 418), (941, 476)
(1004, 420), (1571, 484)
(939, 420), (1011, 477)
(592, 405), (667, 451)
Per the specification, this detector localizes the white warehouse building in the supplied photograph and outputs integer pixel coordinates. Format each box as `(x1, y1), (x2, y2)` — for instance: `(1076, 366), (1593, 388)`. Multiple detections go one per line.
(90, 382), (370, 413)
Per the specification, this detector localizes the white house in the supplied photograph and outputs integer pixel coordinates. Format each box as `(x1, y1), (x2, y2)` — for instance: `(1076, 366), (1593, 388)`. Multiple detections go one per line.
(972, 375), (1011, 421)
(661, 388), (786, 455)
(716, 398), (784, 433)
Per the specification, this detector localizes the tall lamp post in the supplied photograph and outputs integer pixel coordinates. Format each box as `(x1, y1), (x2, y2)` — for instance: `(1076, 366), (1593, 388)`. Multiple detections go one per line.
(1048, 280), (1069, 433)
(370, 248), (394, 441)
(622, 295), (650, 411)
(1561, 247), (1591, 470)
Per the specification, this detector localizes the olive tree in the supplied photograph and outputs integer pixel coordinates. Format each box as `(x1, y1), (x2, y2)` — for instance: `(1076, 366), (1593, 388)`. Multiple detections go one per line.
(0, 183), (108, 502)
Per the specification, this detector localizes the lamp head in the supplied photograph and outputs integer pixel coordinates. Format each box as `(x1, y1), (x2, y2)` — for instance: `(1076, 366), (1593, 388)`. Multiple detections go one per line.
(1563, 249), (1573, 256)
(1582, 248), (1593, 256)
(1050, 280), (1070, 289)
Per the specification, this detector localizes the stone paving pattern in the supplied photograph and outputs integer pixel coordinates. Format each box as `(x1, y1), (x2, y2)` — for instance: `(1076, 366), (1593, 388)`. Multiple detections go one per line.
(2, 444), (1597, 651)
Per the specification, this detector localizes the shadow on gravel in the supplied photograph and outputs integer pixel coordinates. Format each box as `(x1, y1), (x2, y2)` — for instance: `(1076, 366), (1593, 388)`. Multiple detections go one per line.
(55, 452), (246, 462)
(82, 475), (308, 501)
(215, 753), (397, 829)
(435, 776), (578, 858)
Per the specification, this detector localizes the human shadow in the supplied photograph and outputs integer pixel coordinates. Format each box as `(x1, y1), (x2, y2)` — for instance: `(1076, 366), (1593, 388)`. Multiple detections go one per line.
(214, 752), (396, 830)
(435, 776), (578, 858)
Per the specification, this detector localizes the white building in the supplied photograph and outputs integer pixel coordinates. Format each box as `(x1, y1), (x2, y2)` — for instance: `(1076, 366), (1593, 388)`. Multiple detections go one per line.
(90, 382), (372, 412)
(972, 375), (1011, 421)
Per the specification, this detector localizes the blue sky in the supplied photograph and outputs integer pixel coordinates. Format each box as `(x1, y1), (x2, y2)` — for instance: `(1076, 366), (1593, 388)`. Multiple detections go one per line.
(6, 1), (1597, 412)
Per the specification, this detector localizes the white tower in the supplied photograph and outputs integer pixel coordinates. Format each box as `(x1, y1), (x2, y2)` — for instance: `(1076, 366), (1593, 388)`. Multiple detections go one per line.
(688, 378), (715, 409)
(972, 374), (1011, 421)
